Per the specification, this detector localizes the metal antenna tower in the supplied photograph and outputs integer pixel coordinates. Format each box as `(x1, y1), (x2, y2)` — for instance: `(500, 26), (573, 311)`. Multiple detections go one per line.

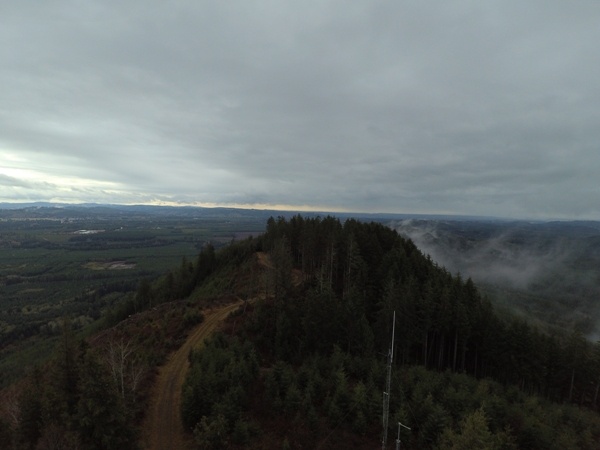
(395, 422), (411, 450)
(382, 311), (395, 449)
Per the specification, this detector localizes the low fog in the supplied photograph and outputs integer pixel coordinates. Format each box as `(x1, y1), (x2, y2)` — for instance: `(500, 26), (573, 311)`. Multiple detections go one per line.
(391, 219), (600, 336)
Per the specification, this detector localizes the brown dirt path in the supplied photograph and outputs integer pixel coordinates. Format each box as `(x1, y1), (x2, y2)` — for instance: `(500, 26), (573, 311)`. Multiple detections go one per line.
(142, 300), (243, 450)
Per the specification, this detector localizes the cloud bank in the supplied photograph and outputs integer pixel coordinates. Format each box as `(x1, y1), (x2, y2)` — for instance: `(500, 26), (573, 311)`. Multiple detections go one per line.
(2, 1), (600, 218)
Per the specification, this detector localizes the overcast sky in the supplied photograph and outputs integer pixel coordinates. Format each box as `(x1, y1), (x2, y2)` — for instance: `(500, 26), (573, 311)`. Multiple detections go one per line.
(1, 1), (599, 219)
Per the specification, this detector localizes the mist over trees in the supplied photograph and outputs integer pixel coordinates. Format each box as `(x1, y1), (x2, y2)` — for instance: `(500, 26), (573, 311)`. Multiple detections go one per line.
(392, 219), (600, 336)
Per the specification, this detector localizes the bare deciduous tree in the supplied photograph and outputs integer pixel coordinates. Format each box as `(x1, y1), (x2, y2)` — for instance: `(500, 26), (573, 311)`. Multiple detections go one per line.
(105, 336), (146, 402)
(1, 386), (20, 429)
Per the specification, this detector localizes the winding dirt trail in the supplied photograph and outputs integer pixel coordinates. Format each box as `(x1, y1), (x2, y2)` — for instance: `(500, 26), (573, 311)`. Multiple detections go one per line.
(143, 300), (243, 450)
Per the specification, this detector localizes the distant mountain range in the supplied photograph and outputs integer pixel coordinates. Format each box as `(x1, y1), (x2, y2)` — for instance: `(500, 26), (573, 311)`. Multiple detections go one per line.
(0, 201), (509, 222)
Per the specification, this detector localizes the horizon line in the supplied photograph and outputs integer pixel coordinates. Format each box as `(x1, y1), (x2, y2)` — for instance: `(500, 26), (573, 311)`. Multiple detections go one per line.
(0, 200), (586, 222)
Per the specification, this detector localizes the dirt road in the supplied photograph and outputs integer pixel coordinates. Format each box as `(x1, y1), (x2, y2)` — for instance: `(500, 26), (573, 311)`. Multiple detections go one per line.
(143, 300), (243, 450)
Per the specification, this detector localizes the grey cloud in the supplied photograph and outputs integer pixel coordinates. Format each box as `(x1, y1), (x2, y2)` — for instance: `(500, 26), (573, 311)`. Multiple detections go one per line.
(1, 1), (600, 217)
(0, 174), (32, 188)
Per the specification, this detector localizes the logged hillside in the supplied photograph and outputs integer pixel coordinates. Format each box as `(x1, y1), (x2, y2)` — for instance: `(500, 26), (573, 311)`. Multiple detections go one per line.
(2, 215), (600, 449)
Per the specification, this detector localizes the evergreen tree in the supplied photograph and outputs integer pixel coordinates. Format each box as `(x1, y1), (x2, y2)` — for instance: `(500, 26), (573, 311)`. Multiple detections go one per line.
(439, 409), (515, 450)
(17, 368), (44, 450)
(76, 352), (135, 450)
(0, 415), (12, 449)
(48, 318), (81, 420)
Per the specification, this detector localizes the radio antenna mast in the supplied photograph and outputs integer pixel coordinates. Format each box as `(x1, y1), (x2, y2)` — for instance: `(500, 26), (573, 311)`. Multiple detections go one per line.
(382, 311), (395, 449)
(395, 421), (411, 450)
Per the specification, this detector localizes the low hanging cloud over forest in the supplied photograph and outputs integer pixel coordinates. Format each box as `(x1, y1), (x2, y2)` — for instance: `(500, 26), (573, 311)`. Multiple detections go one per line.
(393, 219), (600, 335)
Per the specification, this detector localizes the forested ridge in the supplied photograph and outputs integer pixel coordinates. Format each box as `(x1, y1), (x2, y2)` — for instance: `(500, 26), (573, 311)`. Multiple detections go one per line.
(182, 216), (600, 449)
(2, 215), (600, 449)
(257, 216), (600, 404)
